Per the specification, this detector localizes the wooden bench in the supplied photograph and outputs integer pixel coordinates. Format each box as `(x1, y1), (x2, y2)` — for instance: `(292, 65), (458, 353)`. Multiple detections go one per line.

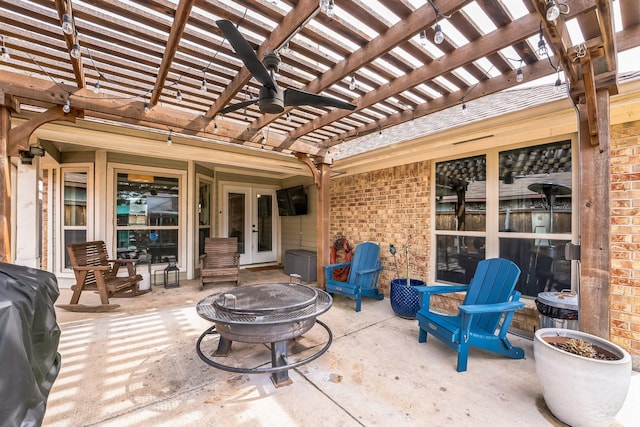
(200, 237), (240, 290)
(59, 241), (146, 311)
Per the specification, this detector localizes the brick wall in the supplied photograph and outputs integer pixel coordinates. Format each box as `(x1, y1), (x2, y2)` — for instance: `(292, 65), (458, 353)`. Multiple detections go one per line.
(610, 119), (640, 360)
(330, 162), (431, 293)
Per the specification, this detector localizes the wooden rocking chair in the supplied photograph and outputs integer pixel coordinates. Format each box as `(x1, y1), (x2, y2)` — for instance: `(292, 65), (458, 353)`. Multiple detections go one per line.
(199, 237), (240, 290)
(58, 241), (147, 312)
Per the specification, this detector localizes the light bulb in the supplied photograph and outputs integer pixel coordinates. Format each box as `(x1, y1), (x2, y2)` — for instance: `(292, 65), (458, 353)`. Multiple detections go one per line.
(538, 37), (548, 56)
(378, 129), (383, 139)
(349, 75), (357, 91)
(327, 1), (335, 18)
(554, 77), (562, 92)
(433, 23), (444, 45)
(167, 132), (172, 145)
(516, 68), (524, 83)
(319, 0), (329, 13)
(92, 80), (100, 94)
(462, 103), (468, 114)
(1, 47), (9, 61)
(62, 99), (71, 113)
(70, 43), (81, 59)
(176, 88), (182, 102)
(546, 1), (560, 21)
(201, 78), (207, 92)
(144, 101), (150, 113)
(61, 14), (73, 35)
(214, 121), (219, 133)
(419, 30), (427, 46)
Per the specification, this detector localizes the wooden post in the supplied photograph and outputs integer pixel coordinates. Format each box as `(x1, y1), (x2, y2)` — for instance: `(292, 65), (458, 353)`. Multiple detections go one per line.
(0, 106), (11, 262)
(316, 162), (331, 289)
(578, 88), (611, 339)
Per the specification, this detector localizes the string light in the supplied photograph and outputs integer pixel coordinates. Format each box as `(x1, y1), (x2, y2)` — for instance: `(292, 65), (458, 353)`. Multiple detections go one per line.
(61, 14), (73, 35)
(92, 80), (101, 94)
(516, 67), (524, 83)
(0, 36), (9, 61)
(545, 0), (570, 21)
(419, 30), (428, 46)
(144, 100), (150, 113)
(326, 0), (335, 18)
(349, 75), (357, 91)
(62, 98), (71, 113)
(462, 102), (468, 114)
(201, 70), (207, 92)
(176, 87), (182, 102)
(214, 120), (219, 133)
(167, 129), (172, 145)
(433, 23), (444, 45)
(378, 126), (383, 138)
(537, 29), (548, 57)
(427, 0), (448, 45)
(554, 70), (563, 92)
(70, 43), (81, 59)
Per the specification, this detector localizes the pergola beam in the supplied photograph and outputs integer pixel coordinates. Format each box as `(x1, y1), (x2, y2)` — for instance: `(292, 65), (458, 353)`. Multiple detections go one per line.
(150, 0), (196, 107)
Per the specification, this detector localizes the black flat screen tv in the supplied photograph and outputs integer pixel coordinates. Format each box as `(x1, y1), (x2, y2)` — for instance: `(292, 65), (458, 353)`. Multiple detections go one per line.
(277, 185), (307, 216)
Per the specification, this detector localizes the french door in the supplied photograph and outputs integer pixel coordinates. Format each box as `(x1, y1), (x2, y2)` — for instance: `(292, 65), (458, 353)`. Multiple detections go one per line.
(222, 185), (277, 265)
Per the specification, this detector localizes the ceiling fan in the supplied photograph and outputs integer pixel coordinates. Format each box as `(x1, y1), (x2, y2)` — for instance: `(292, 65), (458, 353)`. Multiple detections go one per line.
(216, 20), (357, 115)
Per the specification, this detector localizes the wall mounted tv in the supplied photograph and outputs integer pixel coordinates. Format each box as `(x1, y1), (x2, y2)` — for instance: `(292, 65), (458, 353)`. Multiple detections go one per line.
(276, 185), (308, 216)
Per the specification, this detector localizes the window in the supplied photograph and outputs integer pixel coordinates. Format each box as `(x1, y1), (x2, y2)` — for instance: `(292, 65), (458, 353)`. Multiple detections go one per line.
(115, 173), (179, 264)
(435, 154), (486, 284)
(434, 140), (574, 298)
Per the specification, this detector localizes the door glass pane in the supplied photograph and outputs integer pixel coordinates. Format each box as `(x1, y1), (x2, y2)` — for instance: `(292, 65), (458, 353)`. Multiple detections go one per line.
(64, 172), (87, 226)
(227, 192), (245, 254)
(199, 181), (211, 226)
(257, 194), (273, 252)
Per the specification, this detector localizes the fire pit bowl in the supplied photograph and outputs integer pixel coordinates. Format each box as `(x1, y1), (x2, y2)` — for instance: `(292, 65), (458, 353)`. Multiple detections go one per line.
(195, 282), (333, 386)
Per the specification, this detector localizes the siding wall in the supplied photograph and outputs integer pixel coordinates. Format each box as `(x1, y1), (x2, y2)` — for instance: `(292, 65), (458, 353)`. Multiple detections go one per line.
(610, 119), (640, 361)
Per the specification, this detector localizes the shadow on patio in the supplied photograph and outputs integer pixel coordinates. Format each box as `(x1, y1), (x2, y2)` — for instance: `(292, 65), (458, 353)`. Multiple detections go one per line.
(44, 269), (639, 427)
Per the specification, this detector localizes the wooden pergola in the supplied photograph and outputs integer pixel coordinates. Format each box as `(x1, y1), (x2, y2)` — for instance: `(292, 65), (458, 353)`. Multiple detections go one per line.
(1, 0), (639, 337)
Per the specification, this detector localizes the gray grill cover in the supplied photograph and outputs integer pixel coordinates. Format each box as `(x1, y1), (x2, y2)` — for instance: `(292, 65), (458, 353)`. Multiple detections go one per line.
(0, 262), (61, 426)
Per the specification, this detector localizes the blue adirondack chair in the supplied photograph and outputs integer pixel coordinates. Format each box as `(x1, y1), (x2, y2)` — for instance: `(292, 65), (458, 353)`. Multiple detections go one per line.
(415, 258), (525, 372)
(323, 241), (384, 312)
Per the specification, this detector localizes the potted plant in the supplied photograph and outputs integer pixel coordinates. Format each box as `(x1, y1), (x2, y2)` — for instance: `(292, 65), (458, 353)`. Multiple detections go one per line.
(389, 237), (425, 319)
(534, 327), (632, 427)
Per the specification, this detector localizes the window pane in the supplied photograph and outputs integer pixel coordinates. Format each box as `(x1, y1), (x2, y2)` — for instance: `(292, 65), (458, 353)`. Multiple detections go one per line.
(499, 141), (572, 234)
(117, 173), (179, 227)
(435, 235), (485, 284)
(64, 172), (87, 226)
(499, 237), (571, 298)
(116, 229), (178, 263)
(64, 229), (87, 268)
(435, 155), (486, 231)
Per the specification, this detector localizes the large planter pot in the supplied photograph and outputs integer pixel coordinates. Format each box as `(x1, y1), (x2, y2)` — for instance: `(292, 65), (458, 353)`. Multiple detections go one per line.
(534, 328), (632, 427)
(390, 279), (425, 319)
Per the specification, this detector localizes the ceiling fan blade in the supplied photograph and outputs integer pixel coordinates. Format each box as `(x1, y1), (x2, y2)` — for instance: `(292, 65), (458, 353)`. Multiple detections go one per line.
(215, 20), (276, 88)
(283, 88), (356, 111)
(220, 98), (260, 114)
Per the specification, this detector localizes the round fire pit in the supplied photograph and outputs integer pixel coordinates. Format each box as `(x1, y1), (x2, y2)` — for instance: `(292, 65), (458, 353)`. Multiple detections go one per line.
(196, 283), (333, 387)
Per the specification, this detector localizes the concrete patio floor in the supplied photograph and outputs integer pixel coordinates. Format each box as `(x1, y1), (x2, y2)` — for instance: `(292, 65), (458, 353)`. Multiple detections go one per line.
(45, 268), (639, 427)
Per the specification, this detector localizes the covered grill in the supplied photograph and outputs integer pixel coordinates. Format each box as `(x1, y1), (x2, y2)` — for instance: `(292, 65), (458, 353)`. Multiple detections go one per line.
(196, 282), (332, 386)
